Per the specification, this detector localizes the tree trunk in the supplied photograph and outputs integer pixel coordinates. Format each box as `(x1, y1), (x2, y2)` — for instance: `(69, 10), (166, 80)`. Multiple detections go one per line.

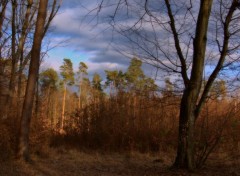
(34, 79), (40, 118)
(173, 88), (198, 169)
(5, 0), (17, 118)
(17, 0), (48, 161)
(60, 83), (67, 132)
(0, 2), (7, 108)
(0, 0), (7, 44)
(78, 80), (82, 109)
(173, 0), (213, 170)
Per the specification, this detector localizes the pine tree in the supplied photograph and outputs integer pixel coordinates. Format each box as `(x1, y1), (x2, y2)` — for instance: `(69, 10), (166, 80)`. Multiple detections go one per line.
(60, 58), (74, 132)
(77, 62), (88, 109)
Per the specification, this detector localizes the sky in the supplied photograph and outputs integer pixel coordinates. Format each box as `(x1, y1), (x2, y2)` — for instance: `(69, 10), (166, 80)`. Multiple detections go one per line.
(42, 0), (139, 79)
(41, 0), (240, 91)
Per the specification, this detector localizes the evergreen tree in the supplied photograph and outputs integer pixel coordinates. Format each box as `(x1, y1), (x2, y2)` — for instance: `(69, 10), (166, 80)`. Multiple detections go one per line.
(105, 70), (126, 96)
(40, 68), (59, 92)
(59, 58), (74, 132)
(126, 57), (157, 95)
(77, 62), (88, 109)
(126, 58), (145, 93)
(92, 73), (102, 91)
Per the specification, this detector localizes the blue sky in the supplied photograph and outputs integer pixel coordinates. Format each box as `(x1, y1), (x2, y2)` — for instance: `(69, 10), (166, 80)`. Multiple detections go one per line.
(42, 0), (133, 79)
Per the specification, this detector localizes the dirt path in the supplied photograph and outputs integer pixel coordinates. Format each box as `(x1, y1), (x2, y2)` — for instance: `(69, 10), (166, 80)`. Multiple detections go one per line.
(0, 149), (239, 176)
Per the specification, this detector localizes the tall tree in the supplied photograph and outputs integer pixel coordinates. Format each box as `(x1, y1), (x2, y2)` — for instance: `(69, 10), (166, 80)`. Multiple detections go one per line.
(126, 58), (145, 93)
(92, 73), (102, 92)
(77, 62), (88, 109)
(105, 70), (127, 95)
(40, 68), (59, 92)
(40, 68), (59, 128)
(60, 58), (74, 132)
(105, 70), (119, 97)
(0, 0), (8, 40)
(90, 0), (240, 170)
(8, 0), (36, 113)
(17, 0), (48, 161)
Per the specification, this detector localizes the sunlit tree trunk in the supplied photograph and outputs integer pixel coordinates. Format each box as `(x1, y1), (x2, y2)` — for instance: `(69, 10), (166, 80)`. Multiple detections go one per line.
(17, 0), (48, 161)
(60, 83), (67, 132)
(78, 80), (82, 109)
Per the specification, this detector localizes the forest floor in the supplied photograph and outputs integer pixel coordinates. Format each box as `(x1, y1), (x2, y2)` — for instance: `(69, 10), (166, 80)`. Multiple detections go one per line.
(0, 148), (239, 176)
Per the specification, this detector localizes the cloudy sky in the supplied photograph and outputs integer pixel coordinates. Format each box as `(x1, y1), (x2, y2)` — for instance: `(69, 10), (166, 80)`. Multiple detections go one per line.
(43, 0), (196, 82)
(43, 0), (148, 79)
(42, 0), (240, 89)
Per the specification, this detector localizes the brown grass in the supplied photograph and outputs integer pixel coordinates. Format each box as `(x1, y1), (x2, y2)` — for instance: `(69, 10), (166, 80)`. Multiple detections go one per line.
(0, 148), (239, 176)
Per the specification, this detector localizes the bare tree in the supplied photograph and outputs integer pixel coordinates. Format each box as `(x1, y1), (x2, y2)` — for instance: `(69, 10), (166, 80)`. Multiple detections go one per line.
(0, 0), (9, 116)
(17, 0), (60, 161)
(0, 0), (8, 40)
(17, 0), (48, 161)
(88, 0), (240, 170)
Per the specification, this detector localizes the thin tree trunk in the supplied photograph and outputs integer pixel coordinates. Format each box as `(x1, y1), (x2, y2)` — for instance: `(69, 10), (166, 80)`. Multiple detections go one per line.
(6, 0), (17, 117)
(60, 83), (67, 132)
(78, 80), (82, 109)
(53, 97), (57, 129)
(0, 0), (7, 39)
(17, 0), (48, 161)
(0, 0), (8, 118)
(17, 0), (33, 100)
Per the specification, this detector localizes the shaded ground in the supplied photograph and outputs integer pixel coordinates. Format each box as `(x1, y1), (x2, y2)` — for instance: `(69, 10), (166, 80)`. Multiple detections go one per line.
(0, 149), (239, 176)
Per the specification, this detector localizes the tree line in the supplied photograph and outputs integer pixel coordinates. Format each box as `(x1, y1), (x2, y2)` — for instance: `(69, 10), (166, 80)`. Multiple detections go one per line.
(39, 58), (158, 132)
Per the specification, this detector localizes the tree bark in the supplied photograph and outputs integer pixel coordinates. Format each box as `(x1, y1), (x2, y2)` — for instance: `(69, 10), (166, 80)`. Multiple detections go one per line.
(17, 0), (48, 161)
(78, 79), (82, 109)
(173, 0), (213, 170)
(60, 83), (67, 132)
(6, 0), (17, 117)
(17, 0), (34, 99)
(0, 0), (7, 39)
(0, 0), (8, 117)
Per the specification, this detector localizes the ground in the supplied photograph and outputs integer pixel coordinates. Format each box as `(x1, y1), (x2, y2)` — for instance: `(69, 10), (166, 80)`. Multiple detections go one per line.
(0, 148), (239, 176)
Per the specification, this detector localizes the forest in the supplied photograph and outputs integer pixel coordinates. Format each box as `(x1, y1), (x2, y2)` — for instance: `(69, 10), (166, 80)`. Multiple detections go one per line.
(0, 0), (240, 175)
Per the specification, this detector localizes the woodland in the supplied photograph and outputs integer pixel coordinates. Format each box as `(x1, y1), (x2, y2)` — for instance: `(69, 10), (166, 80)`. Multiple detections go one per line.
(0, 0), (240, 175)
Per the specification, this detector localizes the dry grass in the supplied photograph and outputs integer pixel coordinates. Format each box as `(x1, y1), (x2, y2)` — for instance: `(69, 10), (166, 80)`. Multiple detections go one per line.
(0, 148), (239, 176)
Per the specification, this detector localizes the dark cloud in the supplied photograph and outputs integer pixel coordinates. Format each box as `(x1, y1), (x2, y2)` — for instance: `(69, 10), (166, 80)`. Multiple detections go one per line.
(48, 0), (167, 79)
(89, 50), (130, 65)
(50, 4), (133, 68)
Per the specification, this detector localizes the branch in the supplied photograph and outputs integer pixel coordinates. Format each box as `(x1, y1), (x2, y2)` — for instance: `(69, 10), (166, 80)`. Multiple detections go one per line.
(164, 0), (189, 86)
(42, 0), (61, 38)
(195, 0), (239, 118)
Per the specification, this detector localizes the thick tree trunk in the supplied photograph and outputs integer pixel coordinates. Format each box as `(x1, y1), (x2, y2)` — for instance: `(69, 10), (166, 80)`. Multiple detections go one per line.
(17, 0), (48, 161)
(173, 88), (197, 169)
(173, 0), (213, 170)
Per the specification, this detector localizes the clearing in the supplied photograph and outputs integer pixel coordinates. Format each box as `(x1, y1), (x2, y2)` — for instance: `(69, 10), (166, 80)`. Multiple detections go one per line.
(0, 148), (239, 176)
